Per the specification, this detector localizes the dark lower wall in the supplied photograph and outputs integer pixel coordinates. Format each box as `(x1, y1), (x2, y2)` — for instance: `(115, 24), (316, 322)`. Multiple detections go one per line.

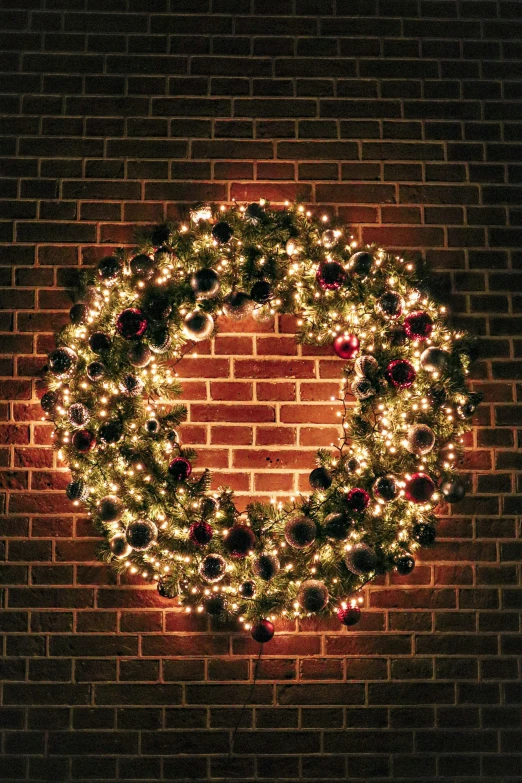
(1, 1), (521, 781)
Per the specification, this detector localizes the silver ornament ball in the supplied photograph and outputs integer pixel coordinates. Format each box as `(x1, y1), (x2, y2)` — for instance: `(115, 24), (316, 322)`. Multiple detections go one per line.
(345, 543), (378, 575)
(406, 424), (436, 455)
(298, 580), (329, 613)
(354, 355), (379, 378)
(183, 310), (214, 342)
(420, 346), (450, 373)
(351, 377), (375, 400)
(125, 519), (158, 551)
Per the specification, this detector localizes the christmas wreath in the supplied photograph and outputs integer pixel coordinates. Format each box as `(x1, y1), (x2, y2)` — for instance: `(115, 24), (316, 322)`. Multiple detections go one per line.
(43, 200), (480, 643)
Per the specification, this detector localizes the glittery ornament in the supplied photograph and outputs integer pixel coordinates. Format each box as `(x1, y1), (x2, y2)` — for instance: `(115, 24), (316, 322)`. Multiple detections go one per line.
(251, 619), (274, 643)
(441, 479), (466, 503)
(48, 347), (77, 377)
(404, 311), (433, 341)
(406, 424), (435, 456)
(245, 202), (265, 225)
(284, 515), (316, 549)
(372, 474), (398, 502)
(151, 224), (172, 247)
(385, 359), (416, 389)
(323, 512), (352, 541)
(116, 308), (148, 340)
(130, 253), (155, 279)
(189, 520), (213, 547)
(128, 342), (152, 368)
(378, 291), (403, 318)
(212, 221), (233, 244)
(183, 310), (214, 341)
(405, 472), (435, 504)
(70, 303), (88, 325)
(309, 466), (332, 490)
(145, 418), (160, 435)
(420, 346), (449, 373)
(298, 580), (329, 613)
(333, 334), (359, 360)
(168, 456), (192, 481)
(239, 580), (256, 599)
(89, 332), (111, 354)
(253, 553), (280, 581)
(99, 496), (123, 522)
(351, 377), (375, 401)
(72, 429), (96, 453)
(345, 488), (370, 513)
(65, 480), (88, 501)
(321, 229), (337, 248)
(350, 251), (373, 276)
(148, 327), (171, 354)
(205, 594), (227, 616)
(40, 390), (59, 414)
(337, 604), (361, 626)
(354, 355), (379, 378)
(412, 522), (436, 546)
(316, 260), (346, 290)
(109, 535), (132, 559)
(222, 291), (254, 320)
(190, 268), (220, 299)
(345, 543), (377, 575)
(119, 374), (144, 397)
(250, 280), (272, 304)
(87, 361), (105, 382)
(126, 519), (158, 551)
(199, 553), (227, 583)
(394, 554), (415, 575)
(223, 524), (256, 558)
(97, 255), (122, 284)
(68, 403), (90, 427)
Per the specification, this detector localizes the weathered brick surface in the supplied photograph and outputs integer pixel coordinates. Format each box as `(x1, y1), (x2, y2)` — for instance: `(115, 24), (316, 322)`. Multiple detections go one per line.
(1, 2), (521, 780)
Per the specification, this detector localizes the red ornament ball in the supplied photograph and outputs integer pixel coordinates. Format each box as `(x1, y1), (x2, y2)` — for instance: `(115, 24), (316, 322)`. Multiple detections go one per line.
(116, 308), (148, 340)
(316, 260), (346, 290)
(385, 359), (416, 388)
(251, 619), (275, 644)
(337, 604), (361, 627)
(405, 472), (435, 504)
(345, 487), (370, 513)
(72, 429), (96, 453)
(168, 456), (192, 481)
(333, 333), (359, 360)
(223, 524), (256, 559)
(404, 311), (433, 341)
(189, 520), (213, 547)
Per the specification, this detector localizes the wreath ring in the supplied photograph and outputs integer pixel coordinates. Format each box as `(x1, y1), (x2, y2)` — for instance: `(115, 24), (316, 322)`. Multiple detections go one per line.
(43, 200), (480, 643)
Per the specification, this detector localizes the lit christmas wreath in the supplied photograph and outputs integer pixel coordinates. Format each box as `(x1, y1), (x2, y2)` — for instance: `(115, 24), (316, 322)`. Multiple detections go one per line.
(43, 200), (480, 644)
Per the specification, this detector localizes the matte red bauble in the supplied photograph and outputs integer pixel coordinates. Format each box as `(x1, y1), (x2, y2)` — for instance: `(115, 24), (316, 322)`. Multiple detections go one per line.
(405, 472), (435, 504)
(168, 456), (192, 481)
(333, 334), (359, 360)
(116, 308), (148, 340)
(337, 605), (361, 627)
(385, 359), (416, 388)
(404, 311), (433, 341)
(223, 524), (256, 559)
(316, 260), (346, 290)
(72, 429), (96, 453)
(345, 487), (370, 512)
(251, 619), (275, 643)
(189, 520), (213, 547)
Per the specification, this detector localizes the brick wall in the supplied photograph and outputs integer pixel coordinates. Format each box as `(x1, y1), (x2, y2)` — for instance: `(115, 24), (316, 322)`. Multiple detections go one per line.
(1, 1), (521, 781)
